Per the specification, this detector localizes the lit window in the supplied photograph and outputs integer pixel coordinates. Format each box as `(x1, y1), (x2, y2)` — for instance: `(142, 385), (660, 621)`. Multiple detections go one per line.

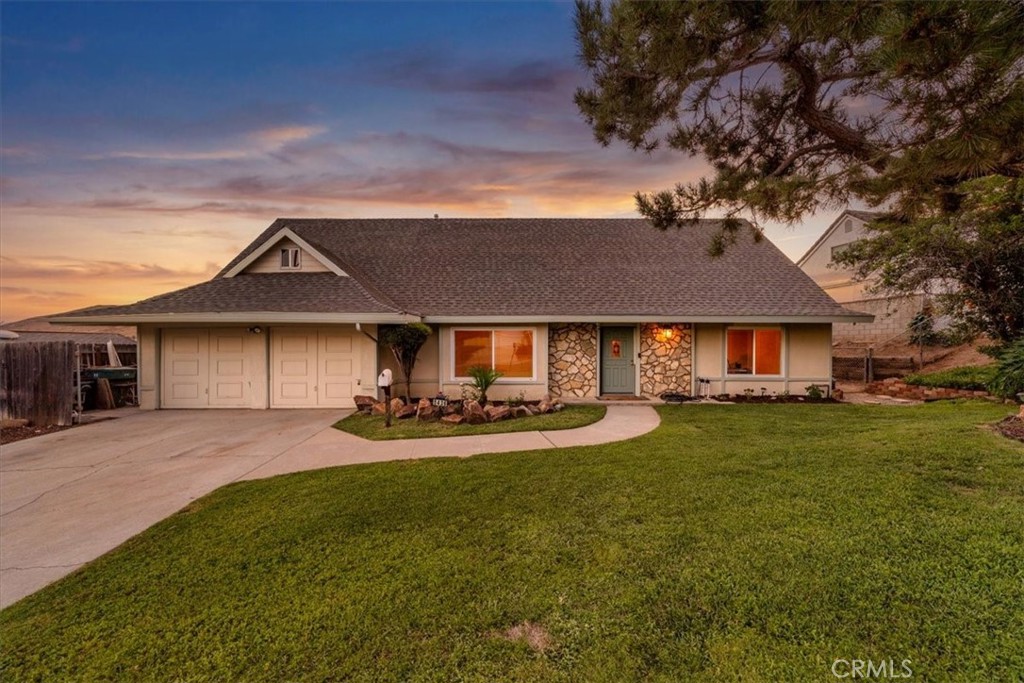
(727, 328), (782, 375)
(280, 248), (301, 270)
(453, 329), (534, 379)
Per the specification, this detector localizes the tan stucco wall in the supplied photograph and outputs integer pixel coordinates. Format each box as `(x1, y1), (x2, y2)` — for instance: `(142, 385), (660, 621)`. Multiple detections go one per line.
(244, 238), (330, 274)
(138, 325), (159, 410)
(694, 323), (832, 396)
(787, 324), (832, 378)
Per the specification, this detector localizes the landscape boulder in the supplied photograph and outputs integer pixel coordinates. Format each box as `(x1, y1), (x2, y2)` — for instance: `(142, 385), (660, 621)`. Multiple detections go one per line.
(485, 405), (511, 422)
(511, 406), (532, 419)
(396, 405), (418, 420)
(537, 399), (553, 414)
(389, 397), (406, 414)
(440, 414), (465, 426)
(371, 402), (387, 416)
(353, 395), (376, 413)
(463, 399), (487, 425)
(417, 397), (439, 421)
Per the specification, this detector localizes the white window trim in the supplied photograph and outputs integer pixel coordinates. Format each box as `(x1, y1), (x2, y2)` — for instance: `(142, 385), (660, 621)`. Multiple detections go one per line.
(724, 325), (785, 377)
(280, 247), (301, 270)
(450, 327), (538, 382)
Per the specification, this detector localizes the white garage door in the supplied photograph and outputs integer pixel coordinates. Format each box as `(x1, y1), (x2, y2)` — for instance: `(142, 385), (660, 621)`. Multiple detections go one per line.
(162, 329), (251, 408)
(271, 327), (358, 408)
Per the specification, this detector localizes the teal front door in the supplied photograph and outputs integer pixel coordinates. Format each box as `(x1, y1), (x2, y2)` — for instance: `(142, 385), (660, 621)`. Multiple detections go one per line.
(600, 326), (635, 394)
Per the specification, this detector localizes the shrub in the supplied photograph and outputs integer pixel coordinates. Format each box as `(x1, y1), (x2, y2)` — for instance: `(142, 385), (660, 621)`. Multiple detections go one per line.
(987, 339), (1024, 400)
(378, 323), (432, 401)
(904, 365), (998, 391)
(466, 366), (502, 406)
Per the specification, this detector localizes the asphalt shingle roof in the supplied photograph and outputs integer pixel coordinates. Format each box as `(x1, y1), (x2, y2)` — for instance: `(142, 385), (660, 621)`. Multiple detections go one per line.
(64, 218), (868, 321)
(72, 273), (403, 316)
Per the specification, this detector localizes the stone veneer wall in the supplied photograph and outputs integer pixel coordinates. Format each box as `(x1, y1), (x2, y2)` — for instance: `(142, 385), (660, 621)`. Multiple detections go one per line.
(548, 323), (598, 397)
(639, 323), (692, 397)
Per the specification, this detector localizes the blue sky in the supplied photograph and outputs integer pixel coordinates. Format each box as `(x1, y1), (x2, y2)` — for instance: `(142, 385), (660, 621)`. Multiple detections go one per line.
(1, 1), (835, 323)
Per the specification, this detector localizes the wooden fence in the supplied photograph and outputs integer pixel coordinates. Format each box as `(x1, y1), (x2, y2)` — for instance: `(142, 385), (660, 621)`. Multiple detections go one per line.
(833, 352), (918, 382)
(0, 341), (75, 426)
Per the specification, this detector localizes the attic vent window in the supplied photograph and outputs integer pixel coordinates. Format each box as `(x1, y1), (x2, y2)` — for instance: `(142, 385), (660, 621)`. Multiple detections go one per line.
(844, 218), (853, 233)
(280, 248), (301, 270)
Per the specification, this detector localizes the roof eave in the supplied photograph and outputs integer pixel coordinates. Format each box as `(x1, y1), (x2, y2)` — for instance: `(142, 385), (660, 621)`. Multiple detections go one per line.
(423, 314), (875, 324)
(49, 312), (421, 325)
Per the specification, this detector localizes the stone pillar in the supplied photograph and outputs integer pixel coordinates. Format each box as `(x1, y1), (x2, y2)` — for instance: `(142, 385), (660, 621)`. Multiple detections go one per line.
(639, 324), (692, 397)
(548, 323), (598, 397)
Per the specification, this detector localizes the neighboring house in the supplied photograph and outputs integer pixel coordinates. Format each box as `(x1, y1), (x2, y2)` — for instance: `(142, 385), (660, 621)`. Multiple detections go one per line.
(0, 316), (137, 367)
(52, 218), (871, 409)
(797, 209), (925, 345)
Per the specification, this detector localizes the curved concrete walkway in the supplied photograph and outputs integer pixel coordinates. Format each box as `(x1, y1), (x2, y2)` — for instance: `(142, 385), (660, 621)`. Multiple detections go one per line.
(0, 405), (658, 608)
(240, 405), (660, 480)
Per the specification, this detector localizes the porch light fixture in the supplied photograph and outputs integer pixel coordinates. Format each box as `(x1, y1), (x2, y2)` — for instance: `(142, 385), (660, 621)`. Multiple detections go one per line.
(248, 326), (263, 334)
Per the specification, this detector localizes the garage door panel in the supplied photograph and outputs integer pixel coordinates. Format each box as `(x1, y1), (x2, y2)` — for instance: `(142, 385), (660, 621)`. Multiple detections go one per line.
(162, 328), (252, 409)
(280, 359), (309, 376)
(280, 335), (309, 353)
(215, 336), (243, 353)
(162, 329), (210, 408)
(324, 359), (352, 376)
(322, 381), (353, 400)
(172, 336), (200, 353)
(172, 359), (201, 376)
(324, 335), (352, 353)
(171, 384), (201, 400)
(208, 330), (250, 408)
(213, 382), (245, 400)
(216, 359), (244, 376)
(280, 382), (310, 399)
(271, 327), (359, 408)
(318, 329), (357, 407)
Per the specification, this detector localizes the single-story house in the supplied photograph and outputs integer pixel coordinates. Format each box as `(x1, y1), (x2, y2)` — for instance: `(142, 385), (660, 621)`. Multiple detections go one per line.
(52, 218), (872, 409)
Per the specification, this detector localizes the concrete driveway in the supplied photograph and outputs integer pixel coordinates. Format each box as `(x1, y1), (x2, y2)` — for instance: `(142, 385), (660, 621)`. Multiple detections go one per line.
(1, 405), (659, 608)
(0, 408), (349, 608)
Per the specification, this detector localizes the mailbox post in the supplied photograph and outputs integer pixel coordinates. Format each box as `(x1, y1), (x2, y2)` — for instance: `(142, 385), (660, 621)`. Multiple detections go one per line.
(377, 369), (393, 428)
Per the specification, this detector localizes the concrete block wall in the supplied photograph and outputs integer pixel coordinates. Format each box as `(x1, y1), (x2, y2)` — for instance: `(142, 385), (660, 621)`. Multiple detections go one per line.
(834, 294), (925, 345)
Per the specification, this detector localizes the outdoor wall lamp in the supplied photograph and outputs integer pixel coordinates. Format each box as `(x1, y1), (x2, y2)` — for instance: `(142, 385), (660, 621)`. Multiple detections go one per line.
(248, 326), (263, 334)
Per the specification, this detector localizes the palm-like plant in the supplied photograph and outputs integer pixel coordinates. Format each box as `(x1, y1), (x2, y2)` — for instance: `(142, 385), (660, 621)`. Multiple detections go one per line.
(467, 366), (502, 406)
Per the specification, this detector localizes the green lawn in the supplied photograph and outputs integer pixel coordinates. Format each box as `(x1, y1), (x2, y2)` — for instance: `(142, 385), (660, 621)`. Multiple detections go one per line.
(335, 404), (606, 440)
(2, 402), (1022, 681)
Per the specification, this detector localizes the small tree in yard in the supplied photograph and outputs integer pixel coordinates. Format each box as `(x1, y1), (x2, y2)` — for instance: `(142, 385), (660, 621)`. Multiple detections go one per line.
(378, 323), (432, 403)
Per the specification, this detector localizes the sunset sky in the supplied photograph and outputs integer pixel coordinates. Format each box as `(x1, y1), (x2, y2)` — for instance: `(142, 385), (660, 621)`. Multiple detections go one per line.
(1, 1), (841, 324)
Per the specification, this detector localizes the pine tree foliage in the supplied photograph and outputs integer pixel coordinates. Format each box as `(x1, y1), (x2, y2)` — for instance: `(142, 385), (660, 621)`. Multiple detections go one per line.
(833, 177), (1024, 343)
(575, 0), (1024, 252)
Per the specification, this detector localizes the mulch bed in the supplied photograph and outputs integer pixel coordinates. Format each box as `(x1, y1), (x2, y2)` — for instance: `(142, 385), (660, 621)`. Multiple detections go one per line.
(995, 416), (1024, 443)
(1, 424), (76, 445)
